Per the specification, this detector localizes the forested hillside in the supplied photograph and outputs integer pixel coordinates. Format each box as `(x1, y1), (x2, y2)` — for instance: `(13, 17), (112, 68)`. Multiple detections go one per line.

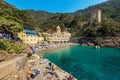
(27, 0), (120, 37)
(27, 10), (53, 20)
(73, 0), (120, 22)
(0, 0), (35, 34)
(0, 0), (120, 37)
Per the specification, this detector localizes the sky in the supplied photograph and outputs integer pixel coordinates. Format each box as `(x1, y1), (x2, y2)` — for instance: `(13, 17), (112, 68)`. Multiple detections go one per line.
(5, 0), (107, 13)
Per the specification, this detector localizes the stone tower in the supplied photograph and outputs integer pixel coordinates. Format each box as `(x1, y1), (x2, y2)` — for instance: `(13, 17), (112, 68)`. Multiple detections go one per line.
(91, 9), (101, 23)
(56, 26), (61, 33)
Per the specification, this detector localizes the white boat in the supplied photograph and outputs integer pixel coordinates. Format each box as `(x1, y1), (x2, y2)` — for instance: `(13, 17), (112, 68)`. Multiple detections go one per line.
(95, 45), (100, 49)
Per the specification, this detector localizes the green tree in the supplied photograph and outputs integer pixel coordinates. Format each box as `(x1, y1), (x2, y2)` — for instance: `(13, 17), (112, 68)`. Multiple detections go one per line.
(0, 16), (23, 34)
(82, 27), (97, 37)
(98, 19), (120, 37)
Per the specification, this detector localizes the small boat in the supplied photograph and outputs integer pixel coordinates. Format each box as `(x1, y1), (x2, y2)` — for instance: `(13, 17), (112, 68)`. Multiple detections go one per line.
(95, 45), (100, 49)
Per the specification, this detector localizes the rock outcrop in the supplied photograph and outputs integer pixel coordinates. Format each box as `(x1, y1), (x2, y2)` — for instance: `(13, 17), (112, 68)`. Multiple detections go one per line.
(79, 37), (120, 48)
(0, 53), (28, 80)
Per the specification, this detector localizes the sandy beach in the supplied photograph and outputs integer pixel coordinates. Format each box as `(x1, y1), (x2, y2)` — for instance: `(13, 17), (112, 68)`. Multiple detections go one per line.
(36, 43), (78, 55)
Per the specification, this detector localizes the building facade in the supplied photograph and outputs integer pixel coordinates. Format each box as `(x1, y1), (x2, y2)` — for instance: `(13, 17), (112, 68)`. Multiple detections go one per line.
(18, 29), (44, 45)
(91, 9), (101, 23)
(43, 26), (71, 43)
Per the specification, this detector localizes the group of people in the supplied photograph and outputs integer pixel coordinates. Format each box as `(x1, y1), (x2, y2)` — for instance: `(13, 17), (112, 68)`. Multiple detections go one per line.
(34, 42), (72, 51)
(46, 62), (60, 79)
(47, 62), (74, 80)
(27, 69), (42, 79)
(47, 62), (55, 74)
(28, 46), (75, 80)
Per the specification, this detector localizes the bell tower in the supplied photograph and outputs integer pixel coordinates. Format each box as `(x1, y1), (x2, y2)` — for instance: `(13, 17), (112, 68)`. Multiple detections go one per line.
(56, 26), (61, 33)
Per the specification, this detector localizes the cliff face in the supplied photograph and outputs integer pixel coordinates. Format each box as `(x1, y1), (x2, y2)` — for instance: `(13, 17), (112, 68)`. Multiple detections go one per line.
(94, 37), (120, 48)
(79, 37), (120, 48)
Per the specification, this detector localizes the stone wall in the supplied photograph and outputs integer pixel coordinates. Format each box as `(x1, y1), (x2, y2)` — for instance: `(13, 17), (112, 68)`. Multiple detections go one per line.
(0, 53), (28, 80)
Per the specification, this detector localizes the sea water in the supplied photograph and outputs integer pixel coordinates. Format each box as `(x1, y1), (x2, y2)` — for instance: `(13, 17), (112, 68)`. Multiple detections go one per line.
(41, 45), (120, 80)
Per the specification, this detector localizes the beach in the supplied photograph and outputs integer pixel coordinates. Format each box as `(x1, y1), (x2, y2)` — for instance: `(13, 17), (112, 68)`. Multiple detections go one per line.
(27, 42), (78, 80)
(35, 42), (78, 54)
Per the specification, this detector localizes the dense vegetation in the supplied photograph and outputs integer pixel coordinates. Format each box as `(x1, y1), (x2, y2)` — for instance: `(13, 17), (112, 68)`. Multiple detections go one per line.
(0, 39), (26, 54)
(0, 0), (35, 35)
(0, 0), (120, 38)
(28, 0), (120, 37)
(0, 0), (119, 54)
(82, 19), (120, 37)
(74, 0), (120, 22)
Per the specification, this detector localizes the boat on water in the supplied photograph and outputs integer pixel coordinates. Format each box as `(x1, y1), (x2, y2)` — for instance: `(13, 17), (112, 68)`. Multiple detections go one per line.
(95, 45), (100, 49)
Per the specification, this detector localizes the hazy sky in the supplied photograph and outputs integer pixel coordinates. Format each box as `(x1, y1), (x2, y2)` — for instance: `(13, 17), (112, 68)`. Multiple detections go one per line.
(5, 0), (107, 13)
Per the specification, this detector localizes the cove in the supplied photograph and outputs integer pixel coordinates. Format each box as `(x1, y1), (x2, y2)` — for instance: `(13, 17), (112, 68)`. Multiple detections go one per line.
(41, 45), (120, 80)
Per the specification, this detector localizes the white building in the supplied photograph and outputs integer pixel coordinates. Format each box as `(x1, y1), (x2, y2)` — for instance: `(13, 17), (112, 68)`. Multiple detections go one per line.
(42, 26), (71, 43)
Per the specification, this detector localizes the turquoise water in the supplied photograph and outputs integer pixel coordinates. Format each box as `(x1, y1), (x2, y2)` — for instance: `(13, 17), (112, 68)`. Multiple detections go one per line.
(41, 45), (120, 80)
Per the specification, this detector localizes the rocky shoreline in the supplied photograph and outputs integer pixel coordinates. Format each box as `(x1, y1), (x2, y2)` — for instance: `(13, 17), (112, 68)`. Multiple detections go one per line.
(79, 37), (120, 48)
(27, 54), (77, 80)
(0, 39), (119, 80)
(28, 43), (78, 80)
(0, 43), (77, 80)
(0, 53), (77, 80)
